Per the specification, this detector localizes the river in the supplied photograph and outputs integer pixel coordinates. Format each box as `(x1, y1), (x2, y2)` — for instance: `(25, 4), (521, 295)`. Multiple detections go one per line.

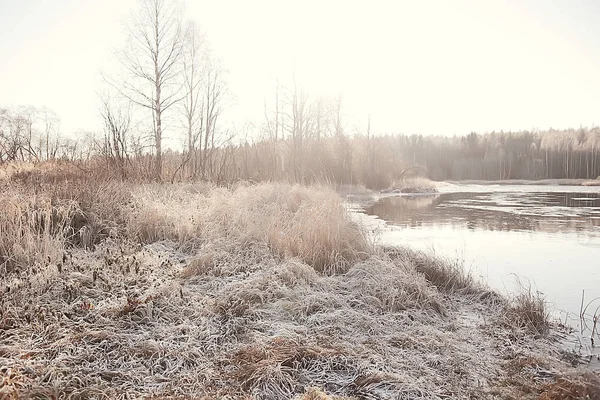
(352, 184), (600, 365)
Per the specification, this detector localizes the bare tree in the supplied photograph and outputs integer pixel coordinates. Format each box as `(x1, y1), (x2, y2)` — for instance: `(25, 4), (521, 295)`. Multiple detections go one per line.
(177, 21), (206, 180)
(39, 107), (61, 160)
(262, 81), (285, 180)
(283, 83), (312, 183)
(99, 94), (132, 179)
(0, 106), (44, 163)
(172, 25), (230, 182)
(200, 55), (228, 179)
(108, 0), (186, 180)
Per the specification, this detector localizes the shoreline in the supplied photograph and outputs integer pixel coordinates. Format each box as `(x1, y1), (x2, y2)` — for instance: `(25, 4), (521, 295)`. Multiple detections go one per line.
(445, 178), (600, 187)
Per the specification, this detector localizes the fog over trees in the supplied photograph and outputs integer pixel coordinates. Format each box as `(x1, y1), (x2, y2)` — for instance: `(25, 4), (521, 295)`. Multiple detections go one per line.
(2, 0), (600, 186)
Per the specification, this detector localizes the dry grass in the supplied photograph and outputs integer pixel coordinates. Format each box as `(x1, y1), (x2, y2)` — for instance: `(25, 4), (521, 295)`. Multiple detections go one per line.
(389, 177), (438, 193)
(539, 373), (600, 399)
(0, 189), (77, 273)
(384, 247), (486, 296)
(297, 387), (354, 400)
(343, 257), (447, 315)
(228, 337), (347, 395)
(0, 177), (592, 399)
(48, 180), (133, 246)
(501, 279), (551, 336)
(496, 356), (600, 399)
(129, 182), (372, 273)
(0, 181), (132, 275)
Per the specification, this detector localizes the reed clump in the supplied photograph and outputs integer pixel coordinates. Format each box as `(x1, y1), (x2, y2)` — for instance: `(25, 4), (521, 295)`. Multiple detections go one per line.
(0, 189), (77, 273)
(501, 280), (551, 336)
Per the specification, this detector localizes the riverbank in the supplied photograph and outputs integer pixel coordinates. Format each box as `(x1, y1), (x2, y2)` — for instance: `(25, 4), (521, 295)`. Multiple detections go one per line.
(1, 180), (598, 398)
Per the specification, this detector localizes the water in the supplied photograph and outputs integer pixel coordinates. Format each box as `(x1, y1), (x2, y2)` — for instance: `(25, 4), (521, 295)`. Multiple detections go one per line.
(356, 184), (600, 366)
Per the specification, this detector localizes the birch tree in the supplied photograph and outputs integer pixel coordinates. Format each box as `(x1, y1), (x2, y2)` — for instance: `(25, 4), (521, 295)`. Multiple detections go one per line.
(109, 0), (186, 180)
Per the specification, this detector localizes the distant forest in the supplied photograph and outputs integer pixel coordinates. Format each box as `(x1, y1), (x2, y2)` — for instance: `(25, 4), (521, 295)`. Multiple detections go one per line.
(2, 103), (600, 189)
(388, 128), (600, 181)
(213, 128), (600, 187)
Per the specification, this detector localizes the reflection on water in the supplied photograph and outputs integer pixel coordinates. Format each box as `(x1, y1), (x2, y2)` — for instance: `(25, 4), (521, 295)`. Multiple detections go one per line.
(366, 192), (600, 237)
(361, 185), (600, 369)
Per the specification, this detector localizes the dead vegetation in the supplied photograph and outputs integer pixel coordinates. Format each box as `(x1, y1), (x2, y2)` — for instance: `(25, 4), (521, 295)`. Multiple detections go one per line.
(501, 279), (551, 336)
(388, 177), (439, 194)
(0, 178), (597, 399)
(386, 247), (484, 296)
(128, 182), (371, 273)
(539, 372), (600, 399)
(494, 355), (600, 399)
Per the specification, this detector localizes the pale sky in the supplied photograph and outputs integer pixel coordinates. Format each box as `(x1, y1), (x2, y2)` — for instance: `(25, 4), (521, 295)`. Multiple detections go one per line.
(2, 0), (600, 142)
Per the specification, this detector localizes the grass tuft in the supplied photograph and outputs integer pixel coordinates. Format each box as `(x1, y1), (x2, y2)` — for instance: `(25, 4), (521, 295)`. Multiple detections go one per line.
(502, 279), (550, 336)
(385, 247), (483, 296)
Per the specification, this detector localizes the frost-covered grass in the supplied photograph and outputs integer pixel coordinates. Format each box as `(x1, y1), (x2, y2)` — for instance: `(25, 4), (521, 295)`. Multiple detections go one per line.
(0, 180), (595, 399)
(129, 182), (372, 273)
(389, 177), (438, 193)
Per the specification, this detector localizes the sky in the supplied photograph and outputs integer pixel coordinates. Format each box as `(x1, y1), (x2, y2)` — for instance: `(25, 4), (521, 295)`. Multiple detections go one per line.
(2, 0), (600, 143)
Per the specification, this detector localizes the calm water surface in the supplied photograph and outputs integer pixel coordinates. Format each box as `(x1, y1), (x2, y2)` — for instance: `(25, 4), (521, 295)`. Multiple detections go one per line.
(357, 184), (600, 364)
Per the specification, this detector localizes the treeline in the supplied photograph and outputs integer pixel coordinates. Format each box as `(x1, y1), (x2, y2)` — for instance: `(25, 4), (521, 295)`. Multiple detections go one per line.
(170, 128), (600, 187)
(4, 102), (600, 188)
(3, 0), (600, 187)
(397, 129), (600, 181)
(0, 106), (89, 163)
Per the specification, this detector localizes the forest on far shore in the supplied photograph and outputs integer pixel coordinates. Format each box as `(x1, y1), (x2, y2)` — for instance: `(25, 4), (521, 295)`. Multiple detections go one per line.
(389, 128), (600, 182)
(2, 104), (600, 188)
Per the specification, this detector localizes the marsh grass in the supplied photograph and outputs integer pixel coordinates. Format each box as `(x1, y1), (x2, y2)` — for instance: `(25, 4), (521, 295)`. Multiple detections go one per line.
(0, 180), (133, 274)
(384, 247), (484, 296)
(48, 180), (133, 246)
(0, 191), (75, 273)
(0, 177), (588, 399)
(502, 278), (551, 336)
(130, 183), (372, 273)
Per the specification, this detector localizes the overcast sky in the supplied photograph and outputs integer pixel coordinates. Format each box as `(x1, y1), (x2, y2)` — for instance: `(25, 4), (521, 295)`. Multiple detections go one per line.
(2, 0), (600, 141)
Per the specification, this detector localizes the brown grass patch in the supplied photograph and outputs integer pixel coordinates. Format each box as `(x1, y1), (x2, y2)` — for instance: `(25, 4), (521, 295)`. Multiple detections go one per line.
(228, 337), (347, 394)
(130, 183), (372, 273)
(500, 356), (600, 399)
(502, 280), (550, 336)
(539, 373), (600, 400)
